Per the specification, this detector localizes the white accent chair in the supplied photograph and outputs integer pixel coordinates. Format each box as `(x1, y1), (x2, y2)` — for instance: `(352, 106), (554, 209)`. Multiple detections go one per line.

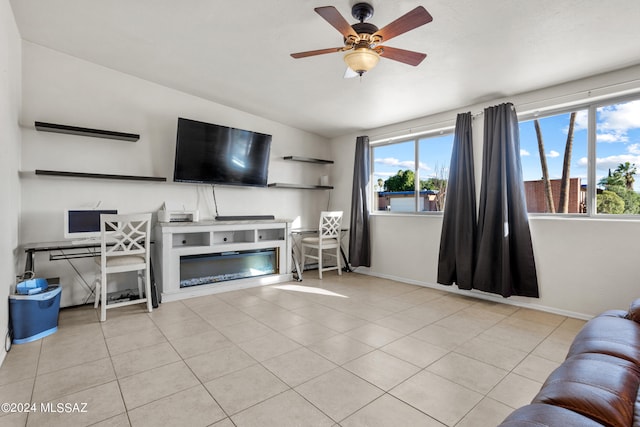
(94, 213), (153, 321)
(301, 211), (343, 279)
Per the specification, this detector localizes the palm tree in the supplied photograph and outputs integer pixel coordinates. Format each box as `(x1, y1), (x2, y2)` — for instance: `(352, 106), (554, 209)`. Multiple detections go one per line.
(534, 119), (555, 213)
(558, 112), (576, 213)
(617, 162), (637, 190)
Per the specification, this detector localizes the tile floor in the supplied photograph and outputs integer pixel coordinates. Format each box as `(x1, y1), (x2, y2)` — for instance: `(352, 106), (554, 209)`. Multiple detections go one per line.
(0, 273), (586, 427)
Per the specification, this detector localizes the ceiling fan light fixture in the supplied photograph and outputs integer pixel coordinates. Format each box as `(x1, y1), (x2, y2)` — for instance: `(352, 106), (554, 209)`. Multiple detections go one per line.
(343, 47), (380, 75)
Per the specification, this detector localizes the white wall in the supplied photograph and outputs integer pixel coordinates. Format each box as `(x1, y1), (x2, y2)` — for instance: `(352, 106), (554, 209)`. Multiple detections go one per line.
(331, 64), (640, 319)
(0, 0), (22, 363)
(19, 42), (332, 307)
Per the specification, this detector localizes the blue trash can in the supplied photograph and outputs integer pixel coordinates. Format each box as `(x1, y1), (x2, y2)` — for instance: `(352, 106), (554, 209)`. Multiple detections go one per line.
(9, 286), (62, 344)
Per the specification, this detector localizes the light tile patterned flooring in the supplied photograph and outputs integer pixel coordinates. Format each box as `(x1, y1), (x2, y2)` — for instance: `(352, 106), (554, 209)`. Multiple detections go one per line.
(0, 273), (586, 427)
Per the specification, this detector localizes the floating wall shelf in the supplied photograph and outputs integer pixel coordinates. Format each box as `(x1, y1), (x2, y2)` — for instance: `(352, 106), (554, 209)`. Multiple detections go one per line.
(267, 183), (333, 190)
(283, 156), (334, 164)
(34, 169), (166, 182)
(34, 121), (140, 142)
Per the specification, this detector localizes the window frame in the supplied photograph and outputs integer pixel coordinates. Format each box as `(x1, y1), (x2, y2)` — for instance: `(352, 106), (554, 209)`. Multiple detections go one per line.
(370, 127), (455, 216)
(369, 92), (640, 219)
(518, 93), (640, 219)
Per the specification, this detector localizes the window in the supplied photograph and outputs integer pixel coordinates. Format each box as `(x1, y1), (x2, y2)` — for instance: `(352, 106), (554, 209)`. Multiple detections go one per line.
(372, 132), (454, 213)
(595, 99), (640, 214)
(518, 96), (640, 216)
(519, 109), (588, 214)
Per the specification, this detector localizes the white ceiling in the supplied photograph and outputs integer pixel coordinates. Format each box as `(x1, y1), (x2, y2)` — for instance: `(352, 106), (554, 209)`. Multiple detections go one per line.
(9, 0), (640, 138)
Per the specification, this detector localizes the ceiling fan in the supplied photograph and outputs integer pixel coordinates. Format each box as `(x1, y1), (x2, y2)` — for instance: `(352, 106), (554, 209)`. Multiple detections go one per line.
(291, 3), (433, 77)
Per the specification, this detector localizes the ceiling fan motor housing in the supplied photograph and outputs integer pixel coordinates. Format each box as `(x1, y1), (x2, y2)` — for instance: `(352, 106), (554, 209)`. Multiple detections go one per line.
(351, 22), (378, 35)
(351, 2), (374, 22)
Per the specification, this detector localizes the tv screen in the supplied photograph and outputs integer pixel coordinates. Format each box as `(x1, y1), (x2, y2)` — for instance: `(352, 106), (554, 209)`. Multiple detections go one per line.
(173, 117), (272, 187)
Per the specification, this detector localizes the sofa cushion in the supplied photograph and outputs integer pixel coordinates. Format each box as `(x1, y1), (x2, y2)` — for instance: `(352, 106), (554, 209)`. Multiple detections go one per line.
(626, 299), (640, 323)
(499, 403), (605, 426)
(567, 311), (640, 365)
(532, 352), (640, 427)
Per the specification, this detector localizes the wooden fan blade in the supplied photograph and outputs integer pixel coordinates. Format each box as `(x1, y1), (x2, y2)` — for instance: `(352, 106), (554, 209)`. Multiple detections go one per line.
(373, 6), (433, 42)
(314, 6), (358, 38)
(290, 47), (344, 59)
(379, 46), (427, 66)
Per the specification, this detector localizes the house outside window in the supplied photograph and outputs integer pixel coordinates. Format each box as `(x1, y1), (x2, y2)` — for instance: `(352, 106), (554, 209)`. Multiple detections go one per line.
(372, 132), (454, 213)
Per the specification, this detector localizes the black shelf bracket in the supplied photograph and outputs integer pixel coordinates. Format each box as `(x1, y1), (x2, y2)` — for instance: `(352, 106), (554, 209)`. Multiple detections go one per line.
(35, 121), (140, 142)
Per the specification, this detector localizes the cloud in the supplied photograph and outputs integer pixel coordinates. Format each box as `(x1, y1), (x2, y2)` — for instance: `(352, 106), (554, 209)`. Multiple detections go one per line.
(596, 100), (640, 143)
(418, 163), (434, 174)
(373, 171), (398, 179)
(598, 100), (640, 130)
(597, 132), (628, 143)
(558, 101), (640, 143)
(572, 110), (589, 132)
(520, 149), (530, 156)
(594, 154), (640, 172)
(374, 157), (415, 169)
(547, 150), (560, 158)
(628, 143), (640, 155)
(578, 141), (640, 170)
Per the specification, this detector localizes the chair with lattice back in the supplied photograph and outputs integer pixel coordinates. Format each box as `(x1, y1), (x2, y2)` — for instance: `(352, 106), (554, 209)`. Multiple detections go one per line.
(301, 211), (343, 279)
(93, 213), (152, 321)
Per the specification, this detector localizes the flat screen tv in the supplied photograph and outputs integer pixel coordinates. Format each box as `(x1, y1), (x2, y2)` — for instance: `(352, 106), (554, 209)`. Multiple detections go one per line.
(173, 117), (272, 187)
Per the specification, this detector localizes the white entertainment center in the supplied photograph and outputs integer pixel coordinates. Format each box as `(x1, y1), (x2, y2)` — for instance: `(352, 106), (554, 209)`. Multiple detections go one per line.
(154, 219), (292, 302)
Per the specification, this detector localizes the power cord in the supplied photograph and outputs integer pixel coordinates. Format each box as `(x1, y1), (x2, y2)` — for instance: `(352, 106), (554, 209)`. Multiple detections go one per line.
(211, 185), (220, 217)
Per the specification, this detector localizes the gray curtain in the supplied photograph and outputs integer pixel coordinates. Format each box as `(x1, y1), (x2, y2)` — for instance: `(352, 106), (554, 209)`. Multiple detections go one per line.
(437, 112), (476, 290)
(474, 103), (539, 297)
(349, 136), (371, 267)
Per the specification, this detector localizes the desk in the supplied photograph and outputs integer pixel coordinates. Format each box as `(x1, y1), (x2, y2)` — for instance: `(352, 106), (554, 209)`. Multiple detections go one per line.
(290, 228), (351, 281)
(24, 240), (102, 273)
(22, 240), (159, 307)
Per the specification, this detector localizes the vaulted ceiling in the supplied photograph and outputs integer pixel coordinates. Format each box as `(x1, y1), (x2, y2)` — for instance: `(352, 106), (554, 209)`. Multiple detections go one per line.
(9, 0), (640, 138)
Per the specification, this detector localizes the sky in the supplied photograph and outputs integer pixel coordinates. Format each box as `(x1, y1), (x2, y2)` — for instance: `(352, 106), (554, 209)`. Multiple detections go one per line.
(372, 133), (454, 189)
(373, 99), (640, 192)
(520, 99), (640, 191)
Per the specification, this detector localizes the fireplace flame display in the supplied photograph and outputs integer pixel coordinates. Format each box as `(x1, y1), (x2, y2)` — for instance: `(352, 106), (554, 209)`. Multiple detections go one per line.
(179, 249), (277, 288)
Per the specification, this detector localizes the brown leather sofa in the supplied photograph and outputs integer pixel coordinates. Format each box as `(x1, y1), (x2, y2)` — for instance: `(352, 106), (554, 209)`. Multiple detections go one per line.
(499, 300), (640, 427)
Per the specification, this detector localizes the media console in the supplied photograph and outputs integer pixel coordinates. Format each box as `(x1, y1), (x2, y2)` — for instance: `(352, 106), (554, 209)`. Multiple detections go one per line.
(154, 219), (291, 302)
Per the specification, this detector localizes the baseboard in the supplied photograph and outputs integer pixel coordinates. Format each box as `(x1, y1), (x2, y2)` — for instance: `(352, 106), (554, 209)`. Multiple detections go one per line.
(355, 268), (593, 320)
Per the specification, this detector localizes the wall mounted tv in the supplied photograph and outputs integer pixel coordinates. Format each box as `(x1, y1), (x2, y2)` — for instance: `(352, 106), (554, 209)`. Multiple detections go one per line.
(173, 117), (272, 187)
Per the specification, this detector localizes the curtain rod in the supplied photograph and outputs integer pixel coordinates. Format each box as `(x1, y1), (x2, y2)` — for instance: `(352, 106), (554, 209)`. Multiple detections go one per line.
(370, 118), (456, 143)
(516, 76), (640, 112)
(371, 76), (640, 143)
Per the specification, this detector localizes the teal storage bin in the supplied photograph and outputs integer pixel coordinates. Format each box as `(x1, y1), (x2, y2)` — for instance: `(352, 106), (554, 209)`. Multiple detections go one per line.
(9, 286), (62, 344)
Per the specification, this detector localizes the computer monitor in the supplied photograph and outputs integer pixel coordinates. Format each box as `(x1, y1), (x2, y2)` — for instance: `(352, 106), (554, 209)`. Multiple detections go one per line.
(63, 209), (118, 240)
